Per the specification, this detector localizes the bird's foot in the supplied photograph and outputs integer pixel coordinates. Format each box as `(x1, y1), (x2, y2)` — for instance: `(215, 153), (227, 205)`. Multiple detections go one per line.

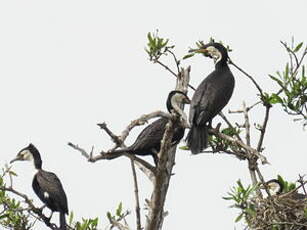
(47, 211), (54, 222)
(213, 123), (221, 132)
(181, 119), (191, 129)
(38, 204), (47, 212)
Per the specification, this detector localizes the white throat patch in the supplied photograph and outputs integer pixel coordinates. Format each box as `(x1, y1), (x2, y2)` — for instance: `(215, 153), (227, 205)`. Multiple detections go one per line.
(268, 181), (281, 195)
(170, 93), (190, 128)
(20, 149), (33, 161)
(206, 46), (222, 64)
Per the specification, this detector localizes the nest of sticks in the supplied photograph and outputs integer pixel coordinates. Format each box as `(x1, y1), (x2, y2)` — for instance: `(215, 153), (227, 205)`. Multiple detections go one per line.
(247, 192), (307, 230)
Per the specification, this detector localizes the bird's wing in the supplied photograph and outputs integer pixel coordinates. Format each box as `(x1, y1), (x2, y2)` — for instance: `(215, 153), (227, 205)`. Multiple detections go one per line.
(130, 118), (167, 151)
(32, 174), (47, 203)
(189, 76), (215, 125)
(35, 171), (69, 213)
(190, 71), (234, 126)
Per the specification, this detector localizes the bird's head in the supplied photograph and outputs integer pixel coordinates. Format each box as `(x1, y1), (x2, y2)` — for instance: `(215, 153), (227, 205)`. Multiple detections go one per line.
(10, 143), (37, 164)
(166, 90), (190, 113)
(260, 179), (283, 195)
(190, 42), (228, 64)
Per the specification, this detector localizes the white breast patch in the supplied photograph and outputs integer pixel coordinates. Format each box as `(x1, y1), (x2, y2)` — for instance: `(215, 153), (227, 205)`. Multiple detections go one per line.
(44, 192), (50, 199)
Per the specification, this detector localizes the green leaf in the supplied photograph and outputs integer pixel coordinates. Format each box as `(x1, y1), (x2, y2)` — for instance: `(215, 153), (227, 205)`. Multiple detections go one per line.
(269, 74), (284, 87)
(116, 202), (122, 216)
(147, 32), (153, 44)
(293, 42), (303, 52)
(237, 180), (244, 190)
(269, 94), (283, 104)
(182, 53), (195, 60)
(0, 214), (9, 220)
(284, 63), (289, 80)
(179, 145), (190, 150)
(245, 207), (255, 216)
(162, 39), (169, 47)
(69, 211), (74, 225)
(235, 213), (244, 223)
(222, 196), (233, 200)
(107, 211), (112, 220)
(288, 183), (296, 191)
(9, 171), (17, 177)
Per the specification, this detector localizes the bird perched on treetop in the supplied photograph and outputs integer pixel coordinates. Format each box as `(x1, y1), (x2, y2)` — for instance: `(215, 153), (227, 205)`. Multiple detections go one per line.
(104, 90), (190, 165)
(10, 144), (69, 230)
(186, 42), (235, 154)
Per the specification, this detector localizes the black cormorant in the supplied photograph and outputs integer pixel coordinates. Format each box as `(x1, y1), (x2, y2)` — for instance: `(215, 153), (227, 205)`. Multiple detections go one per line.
(262, 179), (306, 199)
(10, 144), (69, 230)
(105, 90), (190, 165)
(186, 42), (235, 154)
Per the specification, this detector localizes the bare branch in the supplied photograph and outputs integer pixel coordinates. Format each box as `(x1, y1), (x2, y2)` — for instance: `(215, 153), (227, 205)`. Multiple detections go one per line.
(154, 59), (178, 78)
(154, 59), (195, 91)
(242, 102), (251, 146)
(145, 67), (190, 230)
(97, 122), (122, 146)
(166, 48), (180, 74)
(146, 118), (174, 230)
(208, 128), (269, 165)
(130, 160), (142, 230)
(67, 142), (91, 159)
(257, 105), (271, 152)
(119, 111), (171, 143)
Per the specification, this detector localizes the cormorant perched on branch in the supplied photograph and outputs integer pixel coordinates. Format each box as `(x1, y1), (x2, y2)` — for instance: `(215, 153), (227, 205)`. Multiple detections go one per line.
(186, 42), (235, 154)
(105, 90), (190, 165)
(10, 144), (69, 230)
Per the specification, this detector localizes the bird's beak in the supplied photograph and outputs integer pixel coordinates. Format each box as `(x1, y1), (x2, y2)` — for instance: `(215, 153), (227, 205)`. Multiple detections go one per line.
(183, 96), (191, 104)
(189, 48), (208, 54)
(10, 156), (21, 164)
(259, 183), (270, 190)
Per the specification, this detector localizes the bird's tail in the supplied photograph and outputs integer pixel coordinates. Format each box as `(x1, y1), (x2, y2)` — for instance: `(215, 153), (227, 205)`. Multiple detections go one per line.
(60, 212), (66, 230)
(186, 125), (208, 154)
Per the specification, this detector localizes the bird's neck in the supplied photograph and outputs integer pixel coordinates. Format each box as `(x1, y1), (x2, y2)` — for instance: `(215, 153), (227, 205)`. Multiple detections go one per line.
(215, 61), (229, 71)
(31, 149), (43, 170)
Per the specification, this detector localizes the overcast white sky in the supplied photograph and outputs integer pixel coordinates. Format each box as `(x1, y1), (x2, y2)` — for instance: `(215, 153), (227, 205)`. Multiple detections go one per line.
(0, 0), (306, 229)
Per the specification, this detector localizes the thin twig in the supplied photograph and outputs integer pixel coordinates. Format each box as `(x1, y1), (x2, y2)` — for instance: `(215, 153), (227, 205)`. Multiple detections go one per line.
(97, 122), (122, 146)
(242, 102), (251, 146)
(155, 60), (178, 78)
(229, 59), (264, 97)
(280, 41), (299, 67)
(154, 60), (195, 90)
(67, 142), (156, 176)
(166, 48), (180, 74)
(257, 105), (271, 152)
(298, 174), (307, 196)
(130, 160), (142, 230)
(219, 111), (242, 141)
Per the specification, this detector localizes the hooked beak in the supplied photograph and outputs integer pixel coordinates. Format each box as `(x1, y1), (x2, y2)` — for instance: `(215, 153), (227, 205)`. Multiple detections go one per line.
(183, 96), (191, 104)
(259, 182), (272, 190)
(189, 48), (208, 54)
(259, 184), (265, 189)
(10, 156), (22, 164)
